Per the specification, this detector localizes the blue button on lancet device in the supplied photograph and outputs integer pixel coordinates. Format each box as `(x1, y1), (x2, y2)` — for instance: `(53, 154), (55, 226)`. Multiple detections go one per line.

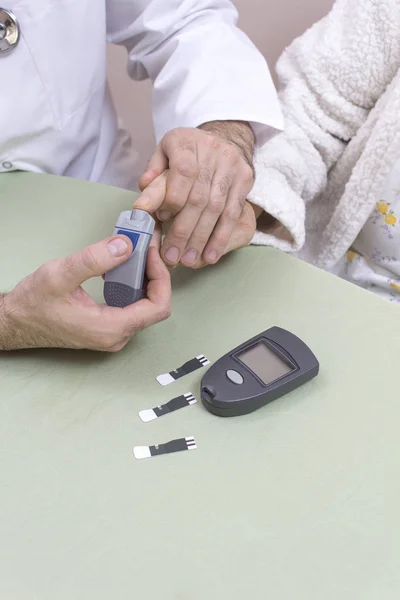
(104, 209), (155, 307)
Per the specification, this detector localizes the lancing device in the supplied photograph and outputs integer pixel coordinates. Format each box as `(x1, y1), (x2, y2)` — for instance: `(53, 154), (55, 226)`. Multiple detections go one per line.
(104, 209), (155, 307)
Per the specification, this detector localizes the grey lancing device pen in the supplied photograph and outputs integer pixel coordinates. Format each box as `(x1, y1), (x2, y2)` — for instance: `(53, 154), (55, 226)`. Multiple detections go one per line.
(104, 209), (155, 307)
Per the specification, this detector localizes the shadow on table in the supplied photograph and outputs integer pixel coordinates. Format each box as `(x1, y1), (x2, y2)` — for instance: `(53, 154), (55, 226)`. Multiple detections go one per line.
(0, 347), (111, 368)
(171, 252), (235, 291)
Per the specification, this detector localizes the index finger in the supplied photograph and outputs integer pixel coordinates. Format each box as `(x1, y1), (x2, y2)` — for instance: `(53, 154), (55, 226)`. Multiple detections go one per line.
(158, 134), (199, 218)
(134, 171), (169, 214)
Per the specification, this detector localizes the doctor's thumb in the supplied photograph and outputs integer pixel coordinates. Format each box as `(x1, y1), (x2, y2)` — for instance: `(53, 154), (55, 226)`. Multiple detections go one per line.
(55, 236), (133, 292)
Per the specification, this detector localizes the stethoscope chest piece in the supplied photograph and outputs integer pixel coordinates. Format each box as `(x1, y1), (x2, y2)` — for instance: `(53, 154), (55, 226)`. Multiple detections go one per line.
(0, 8), (20, 55)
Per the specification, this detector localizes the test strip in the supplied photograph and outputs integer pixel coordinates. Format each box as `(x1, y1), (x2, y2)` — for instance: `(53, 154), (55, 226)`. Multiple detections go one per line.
(156, 355), (210, 386)
(139, 393), (197, 423)
(134, 436), (197, 460)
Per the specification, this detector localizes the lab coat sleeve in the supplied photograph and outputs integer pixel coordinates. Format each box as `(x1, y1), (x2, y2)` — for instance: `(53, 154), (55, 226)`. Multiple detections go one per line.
(248, 0), (400, 252)
(106, 0), (283, 145)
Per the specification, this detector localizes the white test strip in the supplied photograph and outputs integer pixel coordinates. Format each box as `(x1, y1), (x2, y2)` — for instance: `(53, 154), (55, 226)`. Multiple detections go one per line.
(134, 436), (197, 460)
(133, 446), (152, 460)
(139, 393), (197, 423)
(156, 354), (210, 386)
(139, 409), (159, 423)
(156, 373), (175, 386)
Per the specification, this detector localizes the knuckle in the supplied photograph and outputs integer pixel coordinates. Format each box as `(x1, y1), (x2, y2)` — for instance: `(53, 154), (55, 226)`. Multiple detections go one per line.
(176, 160), (199, 180)
(224, 207), (240, 225)
(36, 260), (59, 292)
(237, 193), (247, 211)
(241, 164), (255, 185)
(165, 128), (181, 144)
(159, 303), (172, 321)
(207, 196), (226, 214)
(188, 187), (208, 209)
(164, 189), (185, 212)
(191, 232), (210, 248)
(222, 143), (241, 163)
(36, 261), (54, 282)
(170, 224), (190, 243)
(203, 133), (220, 151)
(147, 173), (167, 193)
(216, 174), (233, 197)
(80, 246), (100, 273)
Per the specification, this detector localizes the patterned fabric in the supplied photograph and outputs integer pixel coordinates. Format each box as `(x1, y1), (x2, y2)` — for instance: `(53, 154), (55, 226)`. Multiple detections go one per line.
(335, 157), (400, 303)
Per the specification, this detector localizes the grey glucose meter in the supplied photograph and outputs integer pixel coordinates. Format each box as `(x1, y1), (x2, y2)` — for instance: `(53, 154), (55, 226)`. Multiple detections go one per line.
(201, 326), (319, 417)
(104, 209), (155, 307)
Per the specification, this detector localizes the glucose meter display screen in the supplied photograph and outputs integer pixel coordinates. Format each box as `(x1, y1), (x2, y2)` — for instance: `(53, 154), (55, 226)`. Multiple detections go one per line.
(237, 341), (294, 385)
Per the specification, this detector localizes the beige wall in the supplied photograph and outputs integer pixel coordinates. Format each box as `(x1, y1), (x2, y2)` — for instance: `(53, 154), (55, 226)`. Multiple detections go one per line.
(107, 0), (333, 174)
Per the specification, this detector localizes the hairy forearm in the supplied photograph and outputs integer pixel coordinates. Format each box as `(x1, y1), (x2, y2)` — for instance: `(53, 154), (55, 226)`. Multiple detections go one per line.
(0, 293), (14, 351)
(199, 121), (269, 223)
(0, 292), (29, 351)
(198, 120), (255, 169)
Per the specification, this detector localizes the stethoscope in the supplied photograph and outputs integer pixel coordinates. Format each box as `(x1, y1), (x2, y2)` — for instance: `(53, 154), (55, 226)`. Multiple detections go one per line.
(0, 8), (20, 55)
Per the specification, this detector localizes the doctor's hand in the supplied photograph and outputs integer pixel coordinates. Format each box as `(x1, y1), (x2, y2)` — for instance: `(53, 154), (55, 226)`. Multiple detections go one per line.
(136, 120), (255, 269)
(0, 236), (171, 352)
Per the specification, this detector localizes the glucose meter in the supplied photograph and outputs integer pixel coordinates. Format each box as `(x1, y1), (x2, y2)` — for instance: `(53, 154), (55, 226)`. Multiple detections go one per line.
(104, 209), (155, 307)
(201, 327), (319, 417)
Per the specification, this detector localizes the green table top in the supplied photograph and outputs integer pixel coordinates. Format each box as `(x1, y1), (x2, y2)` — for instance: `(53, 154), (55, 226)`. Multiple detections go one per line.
(1, 173), (400, 600)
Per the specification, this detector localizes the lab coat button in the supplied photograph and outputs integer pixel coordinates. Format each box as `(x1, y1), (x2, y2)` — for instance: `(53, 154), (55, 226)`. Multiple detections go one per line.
(2, 161), (12, 169)
(0, 8), (20, 55)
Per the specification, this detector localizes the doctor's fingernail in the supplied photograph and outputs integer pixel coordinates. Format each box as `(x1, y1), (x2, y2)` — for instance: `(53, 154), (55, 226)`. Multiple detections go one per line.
(182, 249), (198, 265)
(165, 247), (179, 263)
(158, 210), (172, 221)
(108, 238), (129, 257)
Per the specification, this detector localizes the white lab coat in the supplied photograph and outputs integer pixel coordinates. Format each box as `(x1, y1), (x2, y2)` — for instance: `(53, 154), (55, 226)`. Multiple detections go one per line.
(0, 0), (283, 190)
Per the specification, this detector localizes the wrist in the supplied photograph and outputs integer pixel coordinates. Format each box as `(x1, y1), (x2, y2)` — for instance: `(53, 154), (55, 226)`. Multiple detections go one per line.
(198, 120), (255, 168)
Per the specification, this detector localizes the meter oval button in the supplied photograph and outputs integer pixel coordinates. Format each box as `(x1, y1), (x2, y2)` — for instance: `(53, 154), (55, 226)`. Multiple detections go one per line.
(226, 370), (244, 385)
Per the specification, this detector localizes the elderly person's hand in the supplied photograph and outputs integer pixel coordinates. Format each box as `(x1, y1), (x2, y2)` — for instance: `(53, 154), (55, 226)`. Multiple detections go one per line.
(135, 120), (256, 269)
